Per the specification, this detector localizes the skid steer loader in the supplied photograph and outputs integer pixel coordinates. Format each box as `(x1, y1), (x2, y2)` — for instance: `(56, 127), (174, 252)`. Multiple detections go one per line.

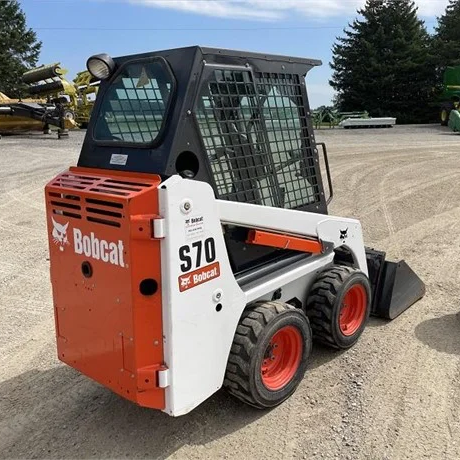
(45, 47), (425, 416)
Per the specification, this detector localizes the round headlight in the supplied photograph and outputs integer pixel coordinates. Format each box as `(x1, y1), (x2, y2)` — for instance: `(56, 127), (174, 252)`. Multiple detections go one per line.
(86, 53), (116, 80)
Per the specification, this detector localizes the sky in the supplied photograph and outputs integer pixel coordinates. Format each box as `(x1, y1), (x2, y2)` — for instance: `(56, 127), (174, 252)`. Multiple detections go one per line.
(19, 0), (450, 108)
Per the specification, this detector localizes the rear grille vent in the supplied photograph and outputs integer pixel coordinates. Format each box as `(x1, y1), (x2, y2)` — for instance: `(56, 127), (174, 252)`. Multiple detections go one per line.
(85, 197), (124, 228)
(47, 192), (126, 227)
(86, 207), (123, 218)
(88, 177), (153, 197)
(105, 179), (152, 188)
(52, 209), (82, 219)
(52, 174), (97, 190)
(49, 193), (82, 219)
(89, 187), (131, 196)
(84, 197), (124, 227)
(86, 198), (123, 209)
(87, 216), (121, 228)
(48, 170), (156, 227)
(51, 173), (153, 197)
(50, 200), (80, 210)
(48, 192), (80, 201)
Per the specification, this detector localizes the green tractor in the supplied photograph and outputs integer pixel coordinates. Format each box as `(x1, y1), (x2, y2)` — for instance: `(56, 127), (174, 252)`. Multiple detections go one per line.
(439, 65), (460, 126)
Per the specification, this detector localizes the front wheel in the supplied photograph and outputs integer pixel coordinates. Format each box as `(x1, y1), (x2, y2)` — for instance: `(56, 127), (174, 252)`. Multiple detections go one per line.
(224, 301), (312, 409)
(306, 266), (371, 349)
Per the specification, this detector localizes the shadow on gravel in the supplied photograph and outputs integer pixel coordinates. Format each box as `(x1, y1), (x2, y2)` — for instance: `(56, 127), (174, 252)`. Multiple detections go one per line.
(0, 343), (349, 459)
(415, 313), (460, 355)
(408, 124), (449, 132)
(308, 343), (346, 370)
(361, 316), (390, 329)
(0, 366), (267, 459)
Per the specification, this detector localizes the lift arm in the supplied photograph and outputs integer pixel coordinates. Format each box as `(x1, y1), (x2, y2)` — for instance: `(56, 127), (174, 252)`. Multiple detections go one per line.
(218, 200), (368, 276)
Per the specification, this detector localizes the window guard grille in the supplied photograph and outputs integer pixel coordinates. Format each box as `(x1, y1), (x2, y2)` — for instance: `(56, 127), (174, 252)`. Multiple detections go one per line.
(195, 69), (320, 209)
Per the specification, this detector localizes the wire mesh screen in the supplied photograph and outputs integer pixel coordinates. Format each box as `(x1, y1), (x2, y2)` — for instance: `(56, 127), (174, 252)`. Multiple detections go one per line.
(195, 68), (321, 209)
(94, 61), (172, 144)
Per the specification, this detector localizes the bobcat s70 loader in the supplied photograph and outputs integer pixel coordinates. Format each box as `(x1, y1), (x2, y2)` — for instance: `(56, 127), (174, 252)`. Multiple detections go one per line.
(45, 47), (425, 416)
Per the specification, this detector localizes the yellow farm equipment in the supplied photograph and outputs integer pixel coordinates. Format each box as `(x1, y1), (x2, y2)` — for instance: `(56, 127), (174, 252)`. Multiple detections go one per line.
(0, 63), (99, 137)
(72, 70), (100, 128)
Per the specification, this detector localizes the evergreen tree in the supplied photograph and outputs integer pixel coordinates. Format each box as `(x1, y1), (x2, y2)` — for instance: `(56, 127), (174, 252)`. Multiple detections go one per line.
(0, 0), (41, 98)
(330, 0), (435, 123)
(433, 0), (460, 72)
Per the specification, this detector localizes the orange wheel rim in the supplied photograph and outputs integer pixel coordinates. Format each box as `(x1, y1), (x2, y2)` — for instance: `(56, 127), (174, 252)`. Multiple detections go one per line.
(261, 326), (302, 391)
(339, 284), (367, 336)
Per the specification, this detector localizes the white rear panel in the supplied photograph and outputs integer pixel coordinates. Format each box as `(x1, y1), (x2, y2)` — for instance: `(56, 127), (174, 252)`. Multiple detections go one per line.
(158, 177), (246, 416)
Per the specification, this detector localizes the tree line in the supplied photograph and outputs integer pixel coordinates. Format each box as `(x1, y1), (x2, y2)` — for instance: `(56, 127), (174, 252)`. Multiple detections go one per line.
(1, 0), (460, 124)
(330, 0), (460, 123)
(0, 0), (41, 98)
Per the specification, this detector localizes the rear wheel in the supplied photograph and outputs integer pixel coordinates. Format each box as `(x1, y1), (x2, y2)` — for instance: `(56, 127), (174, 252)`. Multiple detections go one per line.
(224, 301), (312, 409)
(441, 105), (451, 126)
(306, 266), (371, 349)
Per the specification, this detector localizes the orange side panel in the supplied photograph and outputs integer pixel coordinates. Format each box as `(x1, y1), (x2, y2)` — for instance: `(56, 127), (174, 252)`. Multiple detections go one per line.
(246, 229), (323, 254)
(45, 167), (165, 409)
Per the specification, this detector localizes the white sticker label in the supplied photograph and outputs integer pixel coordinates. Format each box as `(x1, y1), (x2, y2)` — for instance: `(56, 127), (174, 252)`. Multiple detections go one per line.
(110, 154), (128, 166)
(185, 216), (205, 239)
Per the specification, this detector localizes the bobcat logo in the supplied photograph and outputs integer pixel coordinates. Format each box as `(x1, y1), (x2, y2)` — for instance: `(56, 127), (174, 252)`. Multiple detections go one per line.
(52, 218), (70, 251)
(180, 275), (192, 289)
(340, 228), (349, 241)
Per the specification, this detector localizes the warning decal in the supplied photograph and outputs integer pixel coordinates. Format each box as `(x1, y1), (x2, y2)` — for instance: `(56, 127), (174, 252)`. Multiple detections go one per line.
(178, 262), (220, 292)
(185, 216), (205, 239)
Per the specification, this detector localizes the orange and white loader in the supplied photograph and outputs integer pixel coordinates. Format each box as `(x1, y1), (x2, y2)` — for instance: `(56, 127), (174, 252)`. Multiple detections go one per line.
(45, 47), (425, 416)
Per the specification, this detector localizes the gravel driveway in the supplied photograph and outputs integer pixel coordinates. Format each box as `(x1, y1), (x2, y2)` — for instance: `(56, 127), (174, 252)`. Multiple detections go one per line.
(0, 124), (459, 459)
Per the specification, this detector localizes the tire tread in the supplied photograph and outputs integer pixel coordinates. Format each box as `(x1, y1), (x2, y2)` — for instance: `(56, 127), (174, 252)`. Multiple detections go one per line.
(306, 265), (360, 348)
(224, 301), (295, 407)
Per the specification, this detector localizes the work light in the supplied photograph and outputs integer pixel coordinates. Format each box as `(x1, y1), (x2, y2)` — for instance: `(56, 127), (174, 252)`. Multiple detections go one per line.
(86, 54), (116, 80)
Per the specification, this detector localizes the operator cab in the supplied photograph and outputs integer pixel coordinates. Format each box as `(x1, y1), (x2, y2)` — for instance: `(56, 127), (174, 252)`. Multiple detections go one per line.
(79, 46), (329, 273)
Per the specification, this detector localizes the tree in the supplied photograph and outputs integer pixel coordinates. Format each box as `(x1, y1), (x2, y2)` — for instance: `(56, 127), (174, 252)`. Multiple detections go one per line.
(433, 1), (460, 73)
(330, 0), (436, 123)
(0, 0), (41, 98)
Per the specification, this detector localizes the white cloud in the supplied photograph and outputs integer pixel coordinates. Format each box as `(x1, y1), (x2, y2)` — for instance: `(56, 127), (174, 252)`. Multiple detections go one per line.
(416, 0), (449, 17)
(129, 0), (450, 21)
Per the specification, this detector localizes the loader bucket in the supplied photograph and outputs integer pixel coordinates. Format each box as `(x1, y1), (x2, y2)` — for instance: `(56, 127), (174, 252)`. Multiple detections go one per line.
(366, 248), (426, 320)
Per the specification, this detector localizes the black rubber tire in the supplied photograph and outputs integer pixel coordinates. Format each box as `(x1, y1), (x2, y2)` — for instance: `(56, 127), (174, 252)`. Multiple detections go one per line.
(224, 301), (312, 409)
(441, 104), (452, 126)
(306, 265), (371, 350)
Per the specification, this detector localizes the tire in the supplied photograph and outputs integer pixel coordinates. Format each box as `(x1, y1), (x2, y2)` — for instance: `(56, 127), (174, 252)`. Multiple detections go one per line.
(64, 109), (75, 121)
(306, 265), (371, 350)
(441, 104), (451, 126)
(224, 301), (312, 409)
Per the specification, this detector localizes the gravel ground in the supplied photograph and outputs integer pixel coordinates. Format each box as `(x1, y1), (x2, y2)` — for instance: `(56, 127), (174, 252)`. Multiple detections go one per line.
(0, 124), (459, 459)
